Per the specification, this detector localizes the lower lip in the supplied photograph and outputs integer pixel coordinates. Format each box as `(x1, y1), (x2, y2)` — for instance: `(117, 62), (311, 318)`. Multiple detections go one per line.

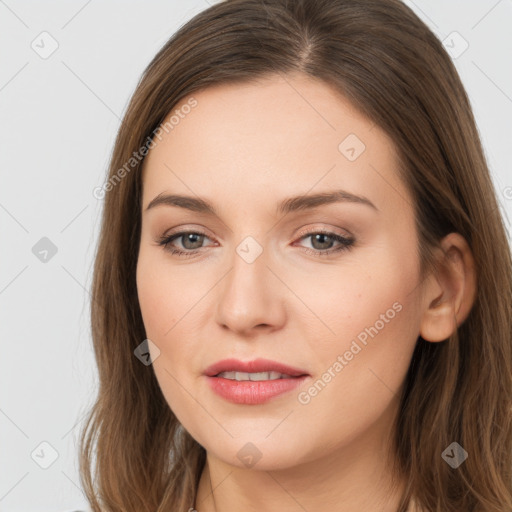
(206, 375), (309, 405)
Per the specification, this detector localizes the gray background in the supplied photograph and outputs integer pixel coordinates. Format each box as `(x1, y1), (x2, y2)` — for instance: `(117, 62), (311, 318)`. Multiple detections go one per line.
(1, 1), (511, 510)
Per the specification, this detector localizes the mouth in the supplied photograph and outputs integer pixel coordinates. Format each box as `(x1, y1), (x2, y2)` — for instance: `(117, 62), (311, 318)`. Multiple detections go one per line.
(204, 358), (310, 405)
(214, 370), (301, 381)
(204, 357), (309, 378)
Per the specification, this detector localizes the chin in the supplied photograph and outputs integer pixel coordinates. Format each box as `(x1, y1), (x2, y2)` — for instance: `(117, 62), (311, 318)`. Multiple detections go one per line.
(201, 435), (313, 472)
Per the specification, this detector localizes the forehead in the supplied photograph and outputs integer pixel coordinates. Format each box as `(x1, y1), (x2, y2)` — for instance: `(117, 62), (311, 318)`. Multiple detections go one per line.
(140, 72), (409, 217)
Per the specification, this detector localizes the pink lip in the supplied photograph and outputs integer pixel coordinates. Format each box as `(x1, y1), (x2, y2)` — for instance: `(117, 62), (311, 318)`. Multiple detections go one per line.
(206, 375), (308, 405)
(203, 358), (309, 377)
(203, 358), (310, 405)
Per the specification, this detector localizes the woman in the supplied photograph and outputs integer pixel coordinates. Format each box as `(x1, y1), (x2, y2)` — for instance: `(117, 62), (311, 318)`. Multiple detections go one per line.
(78, 0), (512, 510)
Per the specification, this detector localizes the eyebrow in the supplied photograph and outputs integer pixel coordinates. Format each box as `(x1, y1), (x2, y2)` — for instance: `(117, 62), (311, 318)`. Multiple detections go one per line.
(144, 189), (378, 216)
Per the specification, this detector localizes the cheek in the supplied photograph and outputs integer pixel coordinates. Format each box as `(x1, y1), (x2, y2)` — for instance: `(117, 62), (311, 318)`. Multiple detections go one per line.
(290, 243), (421, 398)
(288, 289), (419, 457)
(300, 283), (417, 391)
(136, 247), (195, 339)
(136, 249), (206, 378)
(288, 252), (417, 353)
(136, 256), (170, 338)
(136, 253), (201, 424)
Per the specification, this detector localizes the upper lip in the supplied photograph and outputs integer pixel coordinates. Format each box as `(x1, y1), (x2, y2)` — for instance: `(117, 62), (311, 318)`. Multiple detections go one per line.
(204, 358), (309, 377)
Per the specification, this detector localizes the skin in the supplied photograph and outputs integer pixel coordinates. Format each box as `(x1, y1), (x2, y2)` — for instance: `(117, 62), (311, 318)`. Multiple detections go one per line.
(136, 72), (476, 512)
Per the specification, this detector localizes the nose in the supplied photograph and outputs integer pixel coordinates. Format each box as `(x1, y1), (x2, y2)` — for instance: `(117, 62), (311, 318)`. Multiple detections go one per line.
(214, 243), (287, 337)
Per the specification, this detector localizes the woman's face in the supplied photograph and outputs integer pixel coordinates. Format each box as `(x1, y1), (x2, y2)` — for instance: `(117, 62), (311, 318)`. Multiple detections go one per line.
(136, 72), (426, 470)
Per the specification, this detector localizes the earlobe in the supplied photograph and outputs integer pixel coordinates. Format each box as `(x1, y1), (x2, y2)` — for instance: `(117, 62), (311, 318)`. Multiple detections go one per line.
(419, 233), (477, 343)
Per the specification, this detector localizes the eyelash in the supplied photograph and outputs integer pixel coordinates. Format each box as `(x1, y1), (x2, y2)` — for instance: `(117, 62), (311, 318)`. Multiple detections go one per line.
(156, 229), (355, 258)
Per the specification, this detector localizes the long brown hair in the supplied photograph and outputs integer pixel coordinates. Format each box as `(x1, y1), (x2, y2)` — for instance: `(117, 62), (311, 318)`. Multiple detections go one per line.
(78, 0), (512, 510)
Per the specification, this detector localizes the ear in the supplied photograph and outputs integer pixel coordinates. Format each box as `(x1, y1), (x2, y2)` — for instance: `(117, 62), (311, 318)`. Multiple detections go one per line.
(419, 232), (477, 343)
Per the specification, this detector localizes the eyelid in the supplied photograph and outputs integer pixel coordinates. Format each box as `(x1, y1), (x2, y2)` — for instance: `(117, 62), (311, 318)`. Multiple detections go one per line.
(161, 224), (353, 245)
(162, 228), (216, 248)
(157, 230), (354, 259)
(295, 224), (353, 239)
(162, 226), (214, 241)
